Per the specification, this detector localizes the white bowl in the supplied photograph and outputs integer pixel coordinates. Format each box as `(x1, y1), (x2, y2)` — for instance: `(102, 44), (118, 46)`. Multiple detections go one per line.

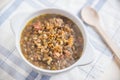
(14, 8), (94, 75)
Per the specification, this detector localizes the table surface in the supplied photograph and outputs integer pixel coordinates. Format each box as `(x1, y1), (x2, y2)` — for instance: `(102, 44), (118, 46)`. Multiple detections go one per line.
(0, 0), (120, 80)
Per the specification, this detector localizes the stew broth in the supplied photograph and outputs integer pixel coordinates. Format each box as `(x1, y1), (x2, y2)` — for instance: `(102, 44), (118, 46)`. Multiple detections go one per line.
(20, 14), (84, 70)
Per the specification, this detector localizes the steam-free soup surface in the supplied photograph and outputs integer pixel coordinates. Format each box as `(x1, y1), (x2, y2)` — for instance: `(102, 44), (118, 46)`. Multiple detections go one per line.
(20, 14), (84, 70)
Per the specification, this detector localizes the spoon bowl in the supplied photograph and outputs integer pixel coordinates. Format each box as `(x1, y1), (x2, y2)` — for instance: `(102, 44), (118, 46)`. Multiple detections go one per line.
(81, 6), (99, 27)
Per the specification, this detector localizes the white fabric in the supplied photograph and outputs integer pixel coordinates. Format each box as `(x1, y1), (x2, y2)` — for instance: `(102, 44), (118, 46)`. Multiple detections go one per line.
(0, 0), (120, 80)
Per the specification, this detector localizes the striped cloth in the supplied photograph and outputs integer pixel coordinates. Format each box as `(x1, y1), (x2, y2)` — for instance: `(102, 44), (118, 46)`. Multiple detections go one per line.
(1, 0), (119, 80)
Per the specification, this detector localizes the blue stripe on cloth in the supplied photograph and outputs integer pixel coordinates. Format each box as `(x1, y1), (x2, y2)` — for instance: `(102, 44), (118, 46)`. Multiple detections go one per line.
(83, 0), (96, 7)
(25, 70), (39, 80)
(25, 0), (43, 9)
(39, 0), (95, 8)
(95, 0), (107, 11)
(0, 45), (38, 80)
(0, 59), (26, 80)
(38, 0), (56, 7)
(0, 45), (15, 58)
(0, 0), (23, 26)
(0, 46), (28, 72)
(40, 75), (51, 80)
(0, 0), (44, 26)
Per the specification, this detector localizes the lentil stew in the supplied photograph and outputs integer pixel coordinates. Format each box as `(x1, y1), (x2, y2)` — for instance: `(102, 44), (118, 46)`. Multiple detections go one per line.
(20, 14), (84, 70)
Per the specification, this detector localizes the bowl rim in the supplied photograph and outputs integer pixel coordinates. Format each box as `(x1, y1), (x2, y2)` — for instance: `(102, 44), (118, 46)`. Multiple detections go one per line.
(16, 8), (88, 74)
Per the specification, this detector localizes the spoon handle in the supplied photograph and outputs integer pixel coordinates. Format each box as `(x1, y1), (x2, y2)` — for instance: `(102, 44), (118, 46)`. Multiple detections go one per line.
(94, 24), (120, 67)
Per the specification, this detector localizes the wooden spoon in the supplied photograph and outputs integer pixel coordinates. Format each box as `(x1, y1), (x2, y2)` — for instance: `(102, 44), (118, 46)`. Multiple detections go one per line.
(81, 6), (120, 67)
